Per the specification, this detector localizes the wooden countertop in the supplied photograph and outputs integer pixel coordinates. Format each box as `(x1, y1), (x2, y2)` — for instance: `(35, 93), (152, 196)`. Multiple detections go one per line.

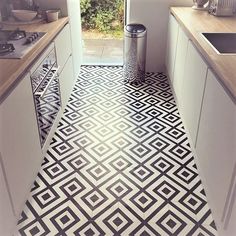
(0, 17), (69, 101)
(171, 7), (236, 101)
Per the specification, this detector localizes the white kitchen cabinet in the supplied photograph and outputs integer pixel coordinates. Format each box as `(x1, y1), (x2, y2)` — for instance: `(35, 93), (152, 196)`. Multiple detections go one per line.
(0, 73), (42, 217)
(54, 24), (75, 110)
(0, 153), (16, 236)
(172, 26), (189, 106)
(37, 0), (82, 77)
(166, 12), (236, 235)
(67, 0), (83, 77)
(196, 69), (236, 234)
(166, 14), (179, 82)
(54, 23), (75, 110)
(54, 23), (72, 73)
(180, 41), (208, 146)
(224, 183), (236, 236)
(59, 55), (74, 109)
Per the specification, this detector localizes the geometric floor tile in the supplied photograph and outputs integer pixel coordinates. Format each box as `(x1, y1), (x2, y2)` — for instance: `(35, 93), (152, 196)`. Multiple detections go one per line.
(16, 66), (217, 236)
(130, 190), (157, 212)
(103, 208), (133, 234)
(106, 179), (132, 199)
(156, 209), (187, 235)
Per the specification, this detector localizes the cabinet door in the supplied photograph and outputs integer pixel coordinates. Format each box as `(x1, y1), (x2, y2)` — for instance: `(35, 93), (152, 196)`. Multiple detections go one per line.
(67, 0), (83, 78)
(173, 26), (189, 106)
(0, 73), (42, 217)
(196, 69), (236, 231)
(181, 41), (207, 146)
(223, 176), (236, 236)
(59, 55), (74, 110)
(166, 14), (179, 82)
(0, 154), (16, 236)
(54, 23), (72, 73)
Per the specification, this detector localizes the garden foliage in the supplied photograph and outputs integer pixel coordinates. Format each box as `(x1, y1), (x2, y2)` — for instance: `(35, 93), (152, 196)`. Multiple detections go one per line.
(80, 0), (124, 32)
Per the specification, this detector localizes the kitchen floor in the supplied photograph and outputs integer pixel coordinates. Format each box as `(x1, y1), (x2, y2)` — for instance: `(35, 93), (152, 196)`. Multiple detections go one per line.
(16, 66), (217, 236)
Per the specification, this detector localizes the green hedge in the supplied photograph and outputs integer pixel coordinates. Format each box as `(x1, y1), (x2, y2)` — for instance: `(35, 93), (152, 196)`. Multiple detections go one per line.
(80, 0), (124, 32)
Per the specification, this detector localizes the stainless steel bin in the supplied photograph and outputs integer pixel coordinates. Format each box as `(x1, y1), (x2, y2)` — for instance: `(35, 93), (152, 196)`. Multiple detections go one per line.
(124, 24), (147, 83)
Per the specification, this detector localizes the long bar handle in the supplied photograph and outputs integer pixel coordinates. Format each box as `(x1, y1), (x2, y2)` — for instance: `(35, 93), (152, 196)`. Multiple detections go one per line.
(34, 66), (60, 97)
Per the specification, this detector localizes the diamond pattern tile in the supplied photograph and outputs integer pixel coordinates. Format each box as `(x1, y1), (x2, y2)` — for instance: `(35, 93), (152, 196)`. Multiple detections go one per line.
(16, 66), (217, 236)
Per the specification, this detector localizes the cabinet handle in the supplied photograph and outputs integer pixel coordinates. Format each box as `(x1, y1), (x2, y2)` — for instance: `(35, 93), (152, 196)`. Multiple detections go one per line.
(34, 66), (60, 97)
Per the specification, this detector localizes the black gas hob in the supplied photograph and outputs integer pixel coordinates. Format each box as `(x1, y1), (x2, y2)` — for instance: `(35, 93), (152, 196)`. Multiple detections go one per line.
(0, 28), (46, 59)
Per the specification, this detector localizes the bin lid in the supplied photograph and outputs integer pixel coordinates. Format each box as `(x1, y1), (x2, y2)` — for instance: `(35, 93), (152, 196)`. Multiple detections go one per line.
(125, 24), (146, 37)
(126, 24), (146, 33)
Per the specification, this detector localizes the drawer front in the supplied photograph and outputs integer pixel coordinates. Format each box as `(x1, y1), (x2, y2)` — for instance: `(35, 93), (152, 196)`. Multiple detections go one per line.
(59, 55), (74, 110)
(54, 24), (72, 73)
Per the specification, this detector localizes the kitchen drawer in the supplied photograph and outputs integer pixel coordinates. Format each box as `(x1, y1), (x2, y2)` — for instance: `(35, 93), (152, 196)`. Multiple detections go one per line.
(54, 23), (72, 73)
(166, 14), (179, 82)
(59, 55), (74, 110)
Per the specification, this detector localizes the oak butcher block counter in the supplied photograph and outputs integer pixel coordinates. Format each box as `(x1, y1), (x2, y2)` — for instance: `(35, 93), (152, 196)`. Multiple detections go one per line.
(171, 7), (236, 101)
(0, 17), (69, 101)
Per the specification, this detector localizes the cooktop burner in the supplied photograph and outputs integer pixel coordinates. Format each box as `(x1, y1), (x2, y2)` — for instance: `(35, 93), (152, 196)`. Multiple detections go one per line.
(0, 29), (26, 41)
(8, 29), (26, 40)
(0, 43), (15, 55)
(0, 29), (46, 59)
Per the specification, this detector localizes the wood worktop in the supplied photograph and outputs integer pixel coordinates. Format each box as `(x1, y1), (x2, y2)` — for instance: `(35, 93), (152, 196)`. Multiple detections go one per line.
(171, 7), (236, 101)
(0, 17), (69, 102)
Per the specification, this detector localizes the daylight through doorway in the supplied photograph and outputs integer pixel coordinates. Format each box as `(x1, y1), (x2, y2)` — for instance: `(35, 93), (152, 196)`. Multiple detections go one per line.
(80, 0), (125, 65)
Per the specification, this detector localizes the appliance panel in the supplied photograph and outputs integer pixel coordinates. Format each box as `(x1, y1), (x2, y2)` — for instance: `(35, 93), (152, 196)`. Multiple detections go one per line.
(0, 30), (46, 59)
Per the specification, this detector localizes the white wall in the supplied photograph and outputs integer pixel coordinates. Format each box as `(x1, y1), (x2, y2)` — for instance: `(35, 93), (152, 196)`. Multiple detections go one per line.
(128, 0), (192, 72)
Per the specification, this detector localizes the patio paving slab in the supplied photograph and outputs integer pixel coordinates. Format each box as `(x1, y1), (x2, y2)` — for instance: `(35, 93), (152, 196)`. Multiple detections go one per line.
(83, 39), (123, 65)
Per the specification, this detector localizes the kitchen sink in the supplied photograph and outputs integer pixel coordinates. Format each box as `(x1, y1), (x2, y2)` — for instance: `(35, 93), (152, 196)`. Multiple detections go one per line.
(201, 33), (236, 54)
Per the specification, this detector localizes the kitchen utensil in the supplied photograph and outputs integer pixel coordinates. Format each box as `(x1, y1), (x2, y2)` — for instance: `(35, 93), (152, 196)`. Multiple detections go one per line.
(192, 0), (209, 10)
(11, 10), (37, 21)
(208, 0), (235, 16)
(46, 10), (59, 22)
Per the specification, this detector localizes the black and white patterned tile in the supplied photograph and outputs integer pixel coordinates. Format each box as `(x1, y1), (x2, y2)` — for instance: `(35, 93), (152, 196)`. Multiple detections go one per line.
(16, 66), (218, 236)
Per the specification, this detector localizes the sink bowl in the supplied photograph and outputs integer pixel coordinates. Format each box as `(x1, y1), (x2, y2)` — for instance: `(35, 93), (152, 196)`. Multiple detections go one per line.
(201, 33), (236, 54)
